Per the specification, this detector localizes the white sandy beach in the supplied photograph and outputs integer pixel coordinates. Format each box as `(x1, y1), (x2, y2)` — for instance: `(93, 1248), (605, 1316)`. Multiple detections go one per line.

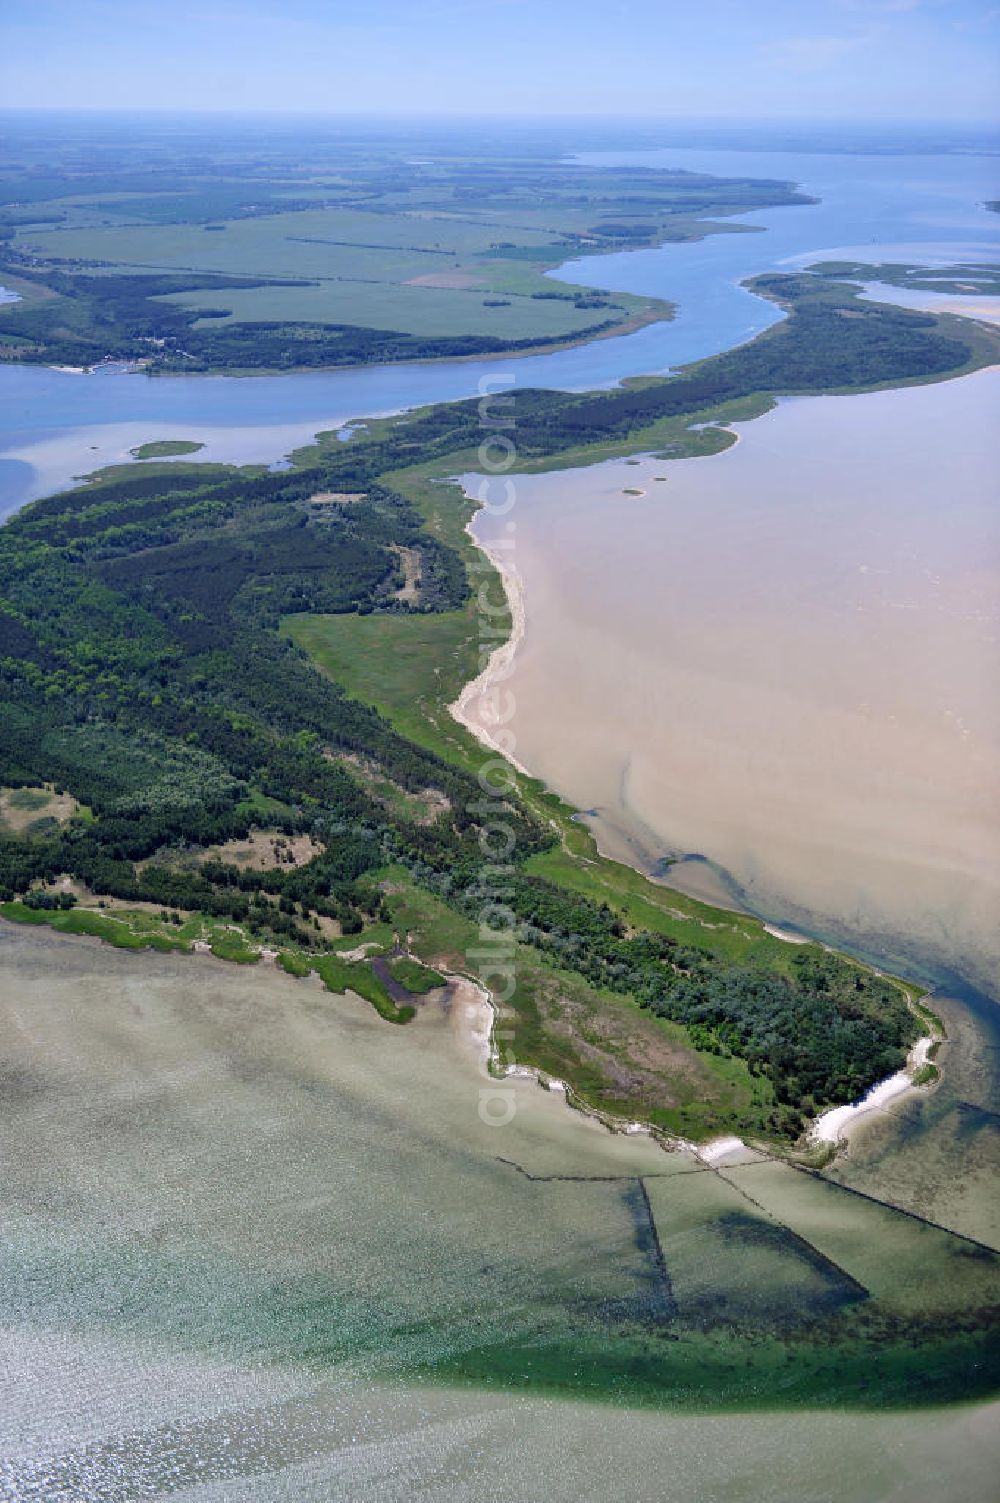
(810, 1036), (935, 1146)
(448, 511), (532, 775)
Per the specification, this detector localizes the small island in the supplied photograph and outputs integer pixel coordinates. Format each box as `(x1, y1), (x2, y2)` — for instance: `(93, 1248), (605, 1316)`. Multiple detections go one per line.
(130, 439), (205, 460)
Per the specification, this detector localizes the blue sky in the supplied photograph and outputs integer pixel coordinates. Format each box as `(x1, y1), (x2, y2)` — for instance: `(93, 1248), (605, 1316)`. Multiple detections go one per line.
(1, 0), (998, 120)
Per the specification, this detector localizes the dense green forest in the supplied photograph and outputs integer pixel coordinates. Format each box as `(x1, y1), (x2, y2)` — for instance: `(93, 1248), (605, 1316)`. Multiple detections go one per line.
(280, 273), (988, 469)
(3, 272), (988, 1137)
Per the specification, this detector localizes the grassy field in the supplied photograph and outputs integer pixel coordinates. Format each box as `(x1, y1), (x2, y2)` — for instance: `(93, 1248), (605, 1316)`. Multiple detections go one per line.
(0, 900), (190, 953)
(0, 896), (416, 1021)
(387, 955), (447, 993)
(0, 129), (809, 364)
(286, 605), (479, 755)
(286, 594), (863, 978)
(7, 202), (661, 342)
(380, 873), (777, 1140)
(164, 279), (628, 340)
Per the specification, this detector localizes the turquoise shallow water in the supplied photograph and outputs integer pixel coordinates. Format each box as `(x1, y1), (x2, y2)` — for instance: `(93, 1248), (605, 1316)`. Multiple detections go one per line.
(1, 925), (999, 1501)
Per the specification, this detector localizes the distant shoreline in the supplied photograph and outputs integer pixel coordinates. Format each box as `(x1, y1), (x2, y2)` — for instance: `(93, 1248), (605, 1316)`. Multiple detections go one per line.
(18, 300), (676, 382)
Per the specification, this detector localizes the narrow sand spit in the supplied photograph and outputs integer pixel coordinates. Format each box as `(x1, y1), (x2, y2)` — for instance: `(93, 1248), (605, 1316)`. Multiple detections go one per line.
(449, 522), (531, 775)
(447, 973), (498, 1070)
(763, 923), (810, 944)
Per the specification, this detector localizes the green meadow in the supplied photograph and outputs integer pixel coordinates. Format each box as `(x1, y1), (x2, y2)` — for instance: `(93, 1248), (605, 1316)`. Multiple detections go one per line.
(0, 136), (809, 367)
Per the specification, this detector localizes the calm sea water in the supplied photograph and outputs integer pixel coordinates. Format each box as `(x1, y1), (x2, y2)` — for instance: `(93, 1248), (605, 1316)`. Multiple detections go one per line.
(472, 370), (1000, 998)
(2, 925), (999, 1501)
(2, 143), (1000, 1498)
(1, 146), (997, 516)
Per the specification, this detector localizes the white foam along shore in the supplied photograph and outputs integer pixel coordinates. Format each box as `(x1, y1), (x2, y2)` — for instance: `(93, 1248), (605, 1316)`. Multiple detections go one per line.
(809, 1035), (935, 1147)
(697, 1135), (749, 1164)
(763, 922), (811, 945)
(448, 512), (532, 776)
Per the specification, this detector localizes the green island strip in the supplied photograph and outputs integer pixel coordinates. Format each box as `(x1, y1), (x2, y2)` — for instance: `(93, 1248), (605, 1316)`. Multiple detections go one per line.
(130, 438), (205, 460)
(809, 258), (1000, 298)
(5, 271), (1000, 1414)
(0, 273), (991, 1153)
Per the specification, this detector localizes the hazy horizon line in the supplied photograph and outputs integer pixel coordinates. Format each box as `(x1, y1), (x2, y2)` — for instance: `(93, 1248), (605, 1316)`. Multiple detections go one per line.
(1, 106), (998, 127)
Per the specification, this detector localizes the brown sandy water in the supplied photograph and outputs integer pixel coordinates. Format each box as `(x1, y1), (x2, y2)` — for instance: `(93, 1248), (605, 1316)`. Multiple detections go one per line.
(467, 366), (1000, 1269)
(470, 367), (1000, 996)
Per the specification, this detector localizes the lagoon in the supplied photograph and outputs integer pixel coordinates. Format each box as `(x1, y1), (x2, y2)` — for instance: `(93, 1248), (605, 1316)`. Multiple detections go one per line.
(471, 369), (1000, 996)
(2, 138), (1000, 1496)
(2, 146), (998, 517)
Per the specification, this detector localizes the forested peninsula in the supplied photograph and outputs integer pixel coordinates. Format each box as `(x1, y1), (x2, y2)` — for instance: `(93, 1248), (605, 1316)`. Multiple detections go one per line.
(1, 273), (990, 1144)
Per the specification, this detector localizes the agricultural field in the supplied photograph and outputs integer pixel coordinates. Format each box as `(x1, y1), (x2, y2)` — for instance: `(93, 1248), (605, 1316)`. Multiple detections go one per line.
(0, 120), (811, 368)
